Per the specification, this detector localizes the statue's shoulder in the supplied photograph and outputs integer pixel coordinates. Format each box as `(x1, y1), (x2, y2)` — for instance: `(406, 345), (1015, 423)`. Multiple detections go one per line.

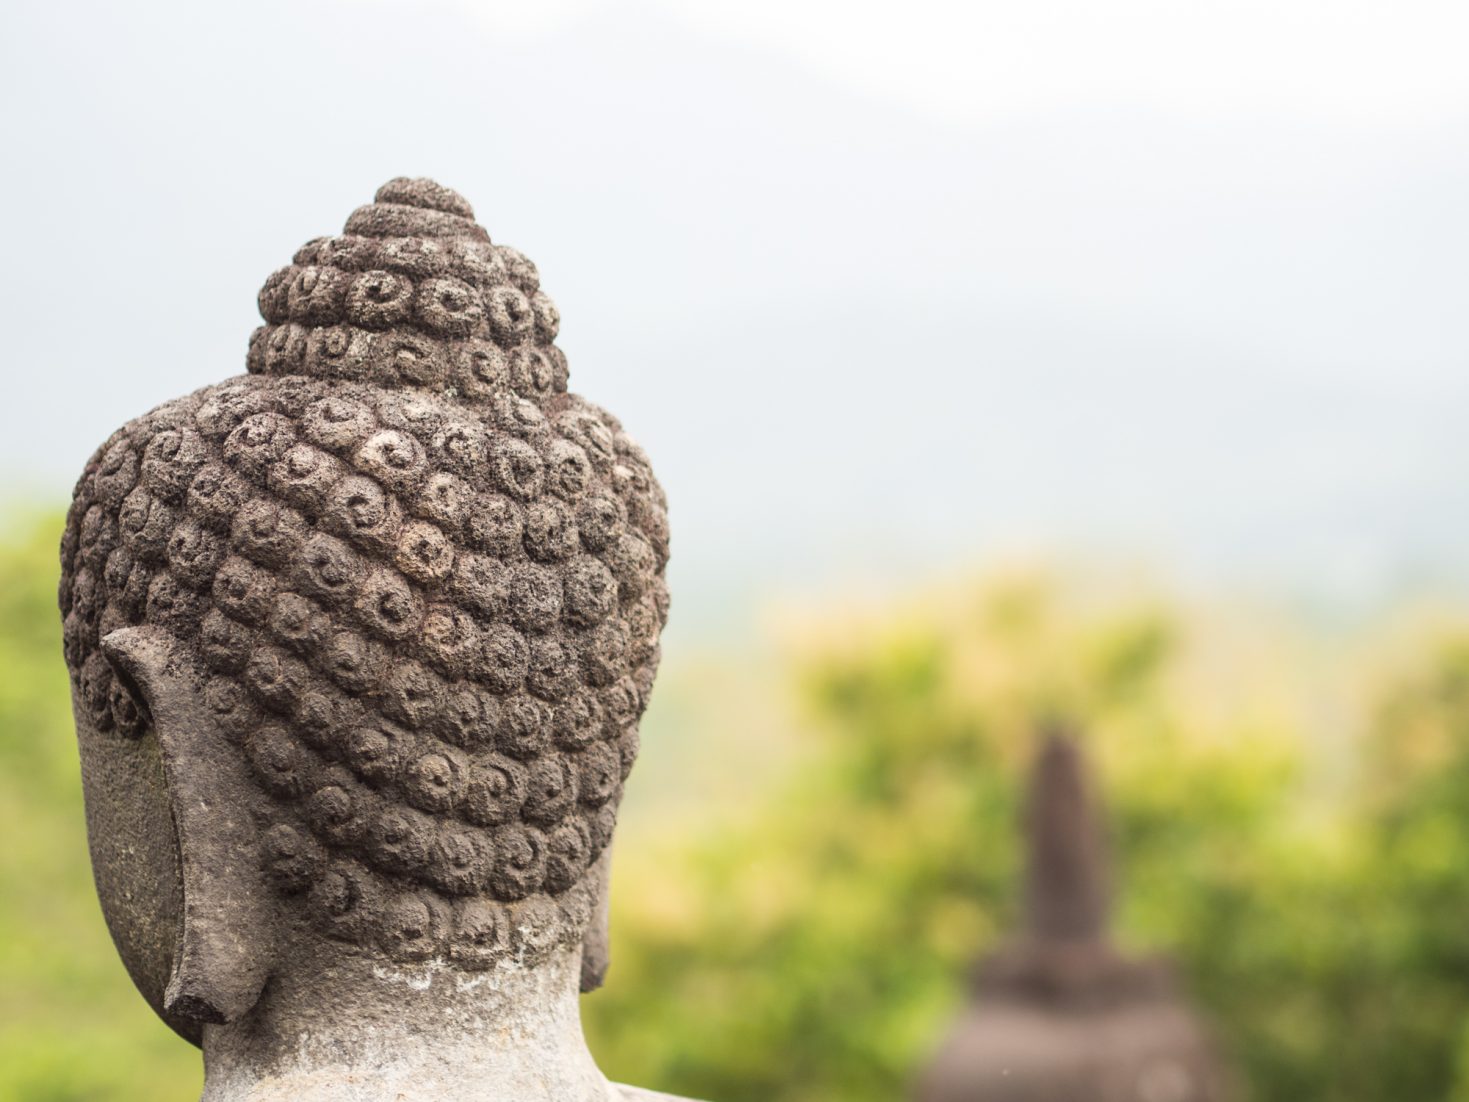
(616, 1086), (706, 1102)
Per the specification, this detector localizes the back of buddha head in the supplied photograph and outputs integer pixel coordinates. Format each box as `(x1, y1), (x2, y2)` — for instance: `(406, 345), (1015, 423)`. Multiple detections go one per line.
(59, 179), (670, 1030)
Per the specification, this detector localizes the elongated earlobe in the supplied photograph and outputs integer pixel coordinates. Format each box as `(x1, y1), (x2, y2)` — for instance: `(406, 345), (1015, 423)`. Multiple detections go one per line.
(579, 849), (614, 992)
(102, 625), (275, 1025)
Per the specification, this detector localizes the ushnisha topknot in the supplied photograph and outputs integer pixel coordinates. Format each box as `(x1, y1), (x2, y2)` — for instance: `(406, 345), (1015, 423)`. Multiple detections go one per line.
(60, 179), (669, 973)
(249, 177), (566, 404)
(367, 177), (479, 222)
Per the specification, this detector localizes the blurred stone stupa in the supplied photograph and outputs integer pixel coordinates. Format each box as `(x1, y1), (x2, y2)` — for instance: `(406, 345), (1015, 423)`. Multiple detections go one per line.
(916, 731), (1227, 1102)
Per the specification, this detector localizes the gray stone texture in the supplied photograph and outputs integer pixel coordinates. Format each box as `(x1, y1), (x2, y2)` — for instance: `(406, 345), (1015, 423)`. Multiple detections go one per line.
(59, 179), (696, 1101)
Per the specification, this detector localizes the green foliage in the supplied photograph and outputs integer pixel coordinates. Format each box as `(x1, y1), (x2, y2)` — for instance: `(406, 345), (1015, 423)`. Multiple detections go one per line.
(584, 578), (1469, 1102)
(0, 512), (199, 1101)
(8, 509), (1469, 1101)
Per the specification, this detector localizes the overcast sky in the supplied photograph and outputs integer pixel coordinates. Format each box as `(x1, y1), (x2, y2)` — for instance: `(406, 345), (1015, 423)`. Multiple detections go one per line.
(4, 0), (1468, 624)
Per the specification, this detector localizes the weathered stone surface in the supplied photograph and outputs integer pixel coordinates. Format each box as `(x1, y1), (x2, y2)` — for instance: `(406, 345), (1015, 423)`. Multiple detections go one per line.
(915, 732), (1228, 1102)
(59, 179), (697, 1102)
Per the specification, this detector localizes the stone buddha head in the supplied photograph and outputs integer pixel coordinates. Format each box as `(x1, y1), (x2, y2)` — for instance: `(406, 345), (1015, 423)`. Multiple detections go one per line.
(58, 179), (680, 1101)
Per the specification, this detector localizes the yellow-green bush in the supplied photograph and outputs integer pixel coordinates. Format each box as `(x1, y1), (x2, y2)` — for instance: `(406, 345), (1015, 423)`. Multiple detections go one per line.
(6, 510), (1469, 1101)
(586, 577), (1469, 1102)
(0, 513), (200, 1101)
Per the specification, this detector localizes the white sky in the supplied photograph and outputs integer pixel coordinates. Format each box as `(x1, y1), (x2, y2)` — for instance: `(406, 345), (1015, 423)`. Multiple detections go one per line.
(445, 0), (1469, 124)
(3, 0), (1468, 620)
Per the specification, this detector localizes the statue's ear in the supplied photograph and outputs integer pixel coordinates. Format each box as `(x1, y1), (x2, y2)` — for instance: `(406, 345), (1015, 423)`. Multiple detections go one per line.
(579, 847), (614, 992)
(101, 626), (275, 1025)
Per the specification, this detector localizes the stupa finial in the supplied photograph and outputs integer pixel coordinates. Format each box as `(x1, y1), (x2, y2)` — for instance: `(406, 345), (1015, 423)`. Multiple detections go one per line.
(1023, 726), (1111, 944)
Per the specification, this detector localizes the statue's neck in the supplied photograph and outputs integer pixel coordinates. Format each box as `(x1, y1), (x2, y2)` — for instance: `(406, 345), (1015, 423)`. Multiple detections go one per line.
(199, 945), (614, 1102)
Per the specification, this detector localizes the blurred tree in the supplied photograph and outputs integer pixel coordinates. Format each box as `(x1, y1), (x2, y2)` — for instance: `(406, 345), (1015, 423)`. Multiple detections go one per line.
(584, 575), (1469, 1102)
(7, 510), (1469, 1101)
(0, 512), (199, 1101)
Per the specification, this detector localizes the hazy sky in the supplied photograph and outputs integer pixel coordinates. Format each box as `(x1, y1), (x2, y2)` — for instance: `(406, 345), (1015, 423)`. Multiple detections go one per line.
(4, 0), (1467, 623)
(457, 0), (1469, 124)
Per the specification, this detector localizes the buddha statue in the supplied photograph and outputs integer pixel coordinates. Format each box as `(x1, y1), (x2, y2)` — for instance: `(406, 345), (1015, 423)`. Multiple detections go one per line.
(58, 178), (695, 1101)
(916, 732), (1228, 1102)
